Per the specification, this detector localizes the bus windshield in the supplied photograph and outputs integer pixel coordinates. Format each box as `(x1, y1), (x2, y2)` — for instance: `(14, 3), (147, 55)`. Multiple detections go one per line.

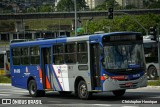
(103, 44), (145, 69)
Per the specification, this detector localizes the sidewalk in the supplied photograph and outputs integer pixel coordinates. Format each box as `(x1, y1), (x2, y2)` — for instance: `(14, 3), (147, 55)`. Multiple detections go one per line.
(0, 83), (11, 86)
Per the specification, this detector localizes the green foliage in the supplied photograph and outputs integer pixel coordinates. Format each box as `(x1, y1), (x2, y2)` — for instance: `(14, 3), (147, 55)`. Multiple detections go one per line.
(86, 14), (160, 35)
(95, 0), (121, 11)
(125, 5), (136, 9)
(144, 0), (160, 9)
(56, 0), (74, 11)
(148, 80), (160, 86)
(27, 7), (36, 13)
(56, 0), (87, 11)
(0, 76), (11, 83)
(77, 0), (87, 11)
(38, 4), (54, 12)
(0, 21), (14, 32)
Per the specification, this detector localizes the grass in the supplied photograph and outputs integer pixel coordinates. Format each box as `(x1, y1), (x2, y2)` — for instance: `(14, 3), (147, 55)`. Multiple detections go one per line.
(147, 80), (160, 86)
(25, 19), (73, 30)
(0, 76), (11, 83)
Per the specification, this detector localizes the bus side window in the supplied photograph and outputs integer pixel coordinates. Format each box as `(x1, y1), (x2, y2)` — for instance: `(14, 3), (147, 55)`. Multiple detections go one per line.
(30, 47), (40, 65)
(77, 42), (88, 64)
(21, 47), (30, 65)
(12, 48), (21, 65)
(65, 43), (76, 64)
(53, 45), (64, 64)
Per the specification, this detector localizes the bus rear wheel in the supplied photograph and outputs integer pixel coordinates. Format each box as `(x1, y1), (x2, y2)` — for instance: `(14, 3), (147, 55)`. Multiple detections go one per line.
(78, 80), (92, 100)
(112, 90), (126, 97)
(28, 80), (45, 97)
(148, 66), (158, 80)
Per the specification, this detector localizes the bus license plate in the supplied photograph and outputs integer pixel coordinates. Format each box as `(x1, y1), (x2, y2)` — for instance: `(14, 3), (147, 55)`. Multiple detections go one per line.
(125, 82), (133, 86)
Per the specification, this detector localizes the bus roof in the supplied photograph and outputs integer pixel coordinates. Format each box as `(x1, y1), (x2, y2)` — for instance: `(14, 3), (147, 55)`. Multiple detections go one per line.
(143, 39), (156, 43)
(10, 32), (141, 47)
(0, 51), (6, 54)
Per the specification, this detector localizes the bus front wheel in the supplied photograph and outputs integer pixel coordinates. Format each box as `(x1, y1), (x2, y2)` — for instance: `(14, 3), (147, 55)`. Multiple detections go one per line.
(148, 66), (158, 80)
(112, 90), (126, 97)
(28, 80), (45, 97)
(78, 80), (92, 100)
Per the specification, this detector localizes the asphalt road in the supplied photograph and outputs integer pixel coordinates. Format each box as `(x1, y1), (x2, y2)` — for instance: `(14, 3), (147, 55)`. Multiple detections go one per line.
(0, 84), (160, 107)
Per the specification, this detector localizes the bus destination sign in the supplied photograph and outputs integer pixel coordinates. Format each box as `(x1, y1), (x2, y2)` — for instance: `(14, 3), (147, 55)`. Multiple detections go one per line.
(103, 34), (142, 43)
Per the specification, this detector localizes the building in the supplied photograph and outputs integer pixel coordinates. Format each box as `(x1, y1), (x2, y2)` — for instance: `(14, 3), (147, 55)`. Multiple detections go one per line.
(116, 0), (143, 8)
(55, 0), (60, 7)
(85, 0), (105, 9)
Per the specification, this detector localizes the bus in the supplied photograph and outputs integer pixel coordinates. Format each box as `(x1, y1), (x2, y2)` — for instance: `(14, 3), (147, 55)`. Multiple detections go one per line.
(0, 50), (10, 76)
(10, 32), (147, 99)
(10, 39), (31, 43)
(143, 38), (159, 79)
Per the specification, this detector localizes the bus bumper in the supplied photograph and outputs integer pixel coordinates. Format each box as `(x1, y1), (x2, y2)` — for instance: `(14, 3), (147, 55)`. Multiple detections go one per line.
(102, 74), (147, 91)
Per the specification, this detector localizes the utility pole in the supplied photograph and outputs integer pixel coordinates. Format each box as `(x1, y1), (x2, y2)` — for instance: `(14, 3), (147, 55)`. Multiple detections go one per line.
(74, 0), (77, 36)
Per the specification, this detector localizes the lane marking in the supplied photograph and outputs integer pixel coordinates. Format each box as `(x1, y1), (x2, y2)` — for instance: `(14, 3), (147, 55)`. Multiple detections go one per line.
(0, 94), (11, 96)
(121, 106), (139, 107)
(0, 92), (28, 95)
(47, 101), (62, 103)
(93, 104), (111, 106)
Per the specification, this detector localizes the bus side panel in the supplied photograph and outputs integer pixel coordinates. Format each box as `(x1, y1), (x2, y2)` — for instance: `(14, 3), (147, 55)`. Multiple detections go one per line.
(51, 65), (70, 91)
(11, 65), (43, 90)
(11, 66), (26, 89)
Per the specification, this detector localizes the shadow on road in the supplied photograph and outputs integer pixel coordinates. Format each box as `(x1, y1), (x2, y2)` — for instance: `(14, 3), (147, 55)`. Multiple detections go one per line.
(22, 91), (160, 102)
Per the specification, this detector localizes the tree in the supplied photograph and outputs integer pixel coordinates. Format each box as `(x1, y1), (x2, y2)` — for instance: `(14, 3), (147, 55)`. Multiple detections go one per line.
(95, 0), (121, 11)
(56, 0), (87, 11)
(27, 7), (36, 13)
(39, 4), (54, 12)
(56, 0), (74, 12)
(125, 5), (136, 9)
(76, 0), (87, 11)
(143, 0), (160, 9)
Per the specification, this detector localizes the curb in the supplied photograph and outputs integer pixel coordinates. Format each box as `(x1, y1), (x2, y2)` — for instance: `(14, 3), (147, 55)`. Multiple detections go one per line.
(144, 86), (160, 89)
(0, 83), (11, 86)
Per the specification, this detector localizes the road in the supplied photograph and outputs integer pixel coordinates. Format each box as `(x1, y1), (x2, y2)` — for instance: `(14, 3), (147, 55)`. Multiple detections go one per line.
(0, 84), (160, 107)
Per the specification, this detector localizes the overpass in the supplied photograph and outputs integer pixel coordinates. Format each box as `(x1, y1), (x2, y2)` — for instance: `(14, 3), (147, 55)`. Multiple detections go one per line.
(0, 9), (160, 20)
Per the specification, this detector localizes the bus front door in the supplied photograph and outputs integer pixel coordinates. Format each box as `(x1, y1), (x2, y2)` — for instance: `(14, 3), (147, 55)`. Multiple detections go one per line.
(90, 44), (101, 90)
(41, 47), (53, 90)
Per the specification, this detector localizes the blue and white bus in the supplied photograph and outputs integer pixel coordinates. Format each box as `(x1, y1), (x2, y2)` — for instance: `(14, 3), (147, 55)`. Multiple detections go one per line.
(10, 32), (147, 99)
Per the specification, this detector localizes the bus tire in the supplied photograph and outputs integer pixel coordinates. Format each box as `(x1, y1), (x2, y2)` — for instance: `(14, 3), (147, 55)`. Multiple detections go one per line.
(112, 90), (126, 97)
(78, 80), (92, 100)
(148, 66), (158, 80)
(28, 80), (45, 97)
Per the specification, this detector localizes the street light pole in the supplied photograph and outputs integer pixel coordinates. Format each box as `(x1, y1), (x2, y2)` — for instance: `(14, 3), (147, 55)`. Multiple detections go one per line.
(74, 0), (77, 36)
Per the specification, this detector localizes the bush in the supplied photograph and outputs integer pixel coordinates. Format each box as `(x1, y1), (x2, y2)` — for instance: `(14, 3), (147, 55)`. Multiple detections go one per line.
(148, 80), (160, 86)
(0, 76), (11, 83)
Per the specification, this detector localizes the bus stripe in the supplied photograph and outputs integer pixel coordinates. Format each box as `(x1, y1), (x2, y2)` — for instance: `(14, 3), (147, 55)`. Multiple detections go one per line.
(51, 65), (63, 91)
(46, 65), (51, 89)
(45, 76), (51, 89)
(49, 65), (59, 91)
(49, 64), (56, 90)
(38, 66), (43, 84)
